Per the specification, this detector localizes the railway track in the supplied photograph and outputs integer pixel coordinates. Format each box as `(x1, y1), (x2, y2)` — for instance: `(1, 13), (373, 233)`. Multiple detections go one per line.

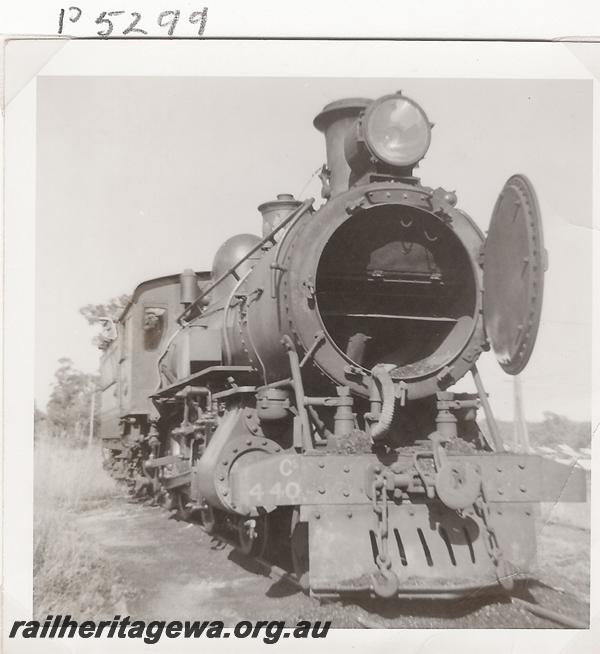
(244, 548), (588, 629)
(153, 498), (589, 630)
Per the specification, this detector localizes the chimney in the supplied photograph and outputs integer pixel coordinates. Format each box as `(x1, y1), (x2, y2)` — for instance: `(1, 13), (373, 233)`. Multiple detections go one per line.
(313, 98), (372, 199)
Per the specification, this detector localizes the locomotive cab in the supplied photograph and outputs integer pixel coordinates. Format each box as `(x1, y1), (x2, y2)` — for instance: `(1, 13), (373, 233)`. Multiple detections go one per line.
(98, 272), (210, 476)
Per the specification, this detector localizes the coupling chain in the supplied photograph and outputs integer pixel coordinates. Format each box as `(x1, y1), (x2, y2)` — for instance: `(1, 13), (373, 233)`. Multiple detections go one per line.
(371, 478), (391, 573)
(474, 486), (514, 591)
(369, 477), (399, 598)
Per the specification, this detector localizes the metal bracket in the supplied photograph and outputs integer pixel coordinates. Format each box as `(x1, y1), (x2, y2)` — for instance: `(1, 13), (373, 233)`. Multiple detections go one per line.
(302, 277), (316, 303)
(282, 335), (314, 452)
(299, 331), (325, 368)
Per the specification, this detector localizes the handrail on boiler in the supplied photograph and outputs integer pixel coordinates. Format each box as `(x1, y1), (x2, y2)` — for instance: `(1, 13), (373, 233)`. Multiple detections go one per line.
(177, 198), (314, 324)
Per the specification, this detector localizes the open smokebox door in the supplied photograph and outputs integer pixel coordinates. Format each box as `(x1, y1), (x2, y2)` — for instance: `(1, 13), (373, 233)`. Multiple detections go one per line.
(482, 174), (548, 374)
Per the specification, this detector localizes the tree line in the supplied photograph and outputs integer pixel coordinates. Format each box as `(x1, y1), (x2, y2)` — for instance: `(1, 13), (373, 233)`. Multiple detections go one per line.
(36, 295), (130, 443)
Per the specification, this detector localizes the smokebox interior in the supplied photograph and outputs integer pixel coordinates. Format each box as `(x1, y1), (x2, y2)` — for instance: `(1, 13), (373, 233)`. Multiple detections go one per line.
(315, 206), (477, 377)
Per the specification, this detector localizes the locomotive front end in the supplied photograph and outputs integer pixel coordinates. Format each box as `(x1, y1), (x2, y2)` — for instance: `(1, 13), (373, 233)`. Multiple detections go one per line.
(145, 91), (586, 600)
(221, 92), (584, 597)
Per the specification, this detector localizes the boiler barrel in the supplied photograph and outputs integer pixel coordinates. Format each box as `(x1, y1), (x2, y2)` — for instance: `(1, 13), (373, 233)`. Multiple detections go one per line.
(224, 181), (487, 400)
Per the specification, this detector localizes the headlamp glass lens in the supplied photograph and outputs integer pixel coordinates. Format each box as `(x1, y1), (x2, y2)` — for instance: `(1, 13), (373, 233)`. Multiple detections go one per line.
(365, 96), (431, 167)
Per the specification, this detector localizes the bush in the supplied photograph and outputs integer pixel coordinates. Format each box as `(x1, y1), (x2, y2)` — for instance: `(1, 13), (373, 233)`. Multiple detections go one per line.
(33, 438), (128, 618)
(482, 413), (591, 451)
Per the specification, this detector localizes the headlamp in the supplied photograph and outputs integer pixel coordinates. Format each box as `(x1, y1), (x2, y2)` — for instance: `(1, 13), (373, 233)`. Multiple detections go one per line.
(345, 93), (432, 175)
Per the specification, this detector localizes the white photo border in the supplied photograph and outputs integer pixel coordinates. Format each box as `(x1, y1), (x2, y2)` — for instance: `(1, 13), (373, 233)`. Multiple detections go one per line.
(2, 37), (599, 653)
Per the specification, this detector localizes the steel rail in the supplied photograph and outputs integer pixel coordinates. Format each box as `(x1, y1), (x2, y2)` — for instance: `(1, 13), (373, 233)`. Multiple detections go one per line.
(511, 596), (587, 629)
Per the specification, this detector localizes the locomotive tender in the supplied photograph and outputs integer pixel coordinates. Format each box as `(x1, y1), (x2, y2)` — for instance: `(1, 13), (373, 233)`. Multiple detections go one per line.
(99, 91), (586, 598)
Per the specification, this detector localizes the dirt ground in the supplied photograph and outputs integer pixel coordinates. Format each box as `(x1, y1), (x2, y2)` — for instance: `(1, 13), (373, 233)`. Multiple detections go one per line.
(73, 496), (590, 629)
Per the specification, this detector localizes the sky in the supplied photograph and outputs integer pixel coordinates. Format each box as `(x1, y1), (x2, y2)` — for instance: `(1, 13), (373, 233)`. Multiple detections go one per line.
(35, 76), (593, 421)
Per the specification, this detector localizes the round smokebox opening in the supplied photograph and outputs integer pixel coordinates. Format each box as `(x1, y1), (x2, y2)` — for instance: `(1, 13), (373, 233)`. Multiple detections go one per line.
(315, 205), (478, 379)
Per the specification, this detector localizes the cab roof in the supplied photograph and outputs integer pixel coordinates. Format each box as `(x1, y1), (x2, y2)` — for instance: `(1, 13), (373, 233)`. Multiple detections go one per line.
(119, 271), (211, 322)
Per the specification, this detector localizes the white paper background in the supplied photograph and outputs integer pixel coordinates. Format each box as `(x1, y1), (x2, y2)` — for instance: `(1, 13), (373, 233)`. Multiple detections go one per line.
(1, 5), (600, 653)
(0, 0), (599, 38)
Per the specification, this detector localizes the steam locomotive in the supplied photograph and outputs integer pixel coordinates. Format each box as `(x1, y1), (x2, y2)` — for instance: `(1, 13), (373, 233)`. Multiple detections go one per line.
(98, 92), (585, 599)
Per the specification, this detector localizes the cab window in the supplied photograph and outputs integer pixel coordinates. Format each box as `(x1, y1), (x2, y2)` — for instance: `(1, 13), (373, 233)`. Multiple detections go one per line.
(143, 307), (166, 350)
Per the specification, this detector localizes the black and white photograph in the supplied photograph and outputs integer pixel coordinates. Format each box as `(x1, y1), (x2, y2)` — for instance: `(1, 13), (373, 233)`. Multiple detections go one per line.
(2, 33), (599, 653)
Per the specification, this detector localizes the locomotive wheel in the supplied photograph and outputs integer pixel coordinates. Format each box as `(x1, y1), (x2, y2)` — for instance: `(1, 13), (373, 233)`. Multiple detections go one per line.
(238, 515), (270, 558)
(200, 505), (219, 535)
(290, 508), (310, 591)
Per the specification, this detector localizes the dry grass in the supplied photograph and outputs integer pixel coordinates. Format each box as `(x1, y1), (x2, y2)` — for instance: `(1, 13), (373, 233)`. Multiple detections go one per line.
(33, 437), (129, 618)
